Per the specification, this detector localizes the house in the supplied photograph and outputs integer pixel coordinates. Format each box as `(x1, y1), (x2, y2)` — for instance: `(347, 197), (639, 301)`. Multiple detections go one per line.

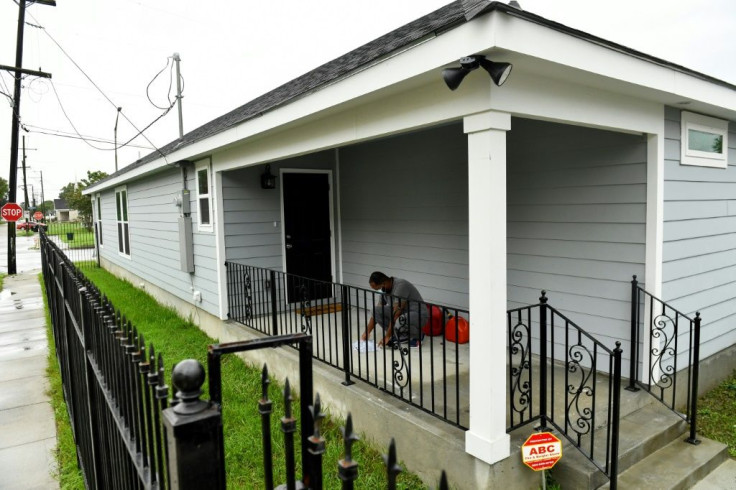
(84, 1), (736, 486)
(53, 198), (79, 222)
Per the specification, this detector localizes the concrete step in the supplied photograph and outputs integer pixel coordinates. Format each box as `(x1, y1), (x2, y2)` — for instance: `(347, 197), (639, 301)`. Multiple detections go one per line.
(599, 436), (728, 489)
(691, 459), (736, 489)
(552, 401), (689, 489)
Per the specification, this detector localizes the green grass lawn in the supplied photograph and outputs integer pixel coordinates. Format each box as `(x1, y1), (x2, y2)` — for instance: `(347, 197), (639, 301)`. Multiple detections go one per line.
(39, 275), (86, 489)
(47, 266), (427, 489)
(46, 222), (95, 249)
(697, 371), (736, 458)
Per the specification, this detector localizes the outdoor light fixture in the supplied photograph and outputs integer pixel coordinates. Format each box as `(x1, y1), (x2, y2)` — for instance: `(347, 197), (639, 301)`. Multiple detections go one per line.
(442, 55), (513, 90)
(261, 164), (277, 189)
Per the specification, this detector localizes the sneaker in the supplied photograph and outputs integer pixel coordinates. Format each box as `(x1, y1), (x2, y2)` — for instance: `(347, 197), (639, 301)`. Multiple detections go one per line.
(408, 337), (422, 349)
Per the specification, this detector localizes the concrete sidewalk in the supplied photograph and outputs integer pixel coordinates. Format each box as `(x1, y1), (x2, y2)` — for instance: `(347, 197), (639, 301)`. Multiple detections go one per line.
(0, 272), (58, 489)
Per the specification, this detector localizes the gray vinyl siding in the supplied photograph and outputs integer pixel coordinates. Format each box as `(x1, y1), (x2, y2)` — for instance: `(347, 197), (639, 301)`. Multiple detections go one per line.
(507, 118), (647, 355)
(338, 123), (469, 308)
(222, 150), (338, 272)
(98, 167), (220, 316)
(662, 106), (736, 360)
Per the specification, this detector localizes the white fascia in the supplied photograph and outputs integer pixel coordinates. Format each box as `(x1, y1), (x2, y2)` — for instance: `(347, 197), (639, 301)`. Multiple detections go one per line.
(489, 13), (736, 112)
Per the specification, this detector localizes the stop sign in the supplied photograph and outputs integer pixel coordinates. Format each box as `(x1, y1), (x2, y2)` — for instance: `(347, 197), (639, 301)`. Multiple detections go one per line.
(521, 432), (562, 471)
(34, 211), (43, 220)
(1, 203), (23, 222)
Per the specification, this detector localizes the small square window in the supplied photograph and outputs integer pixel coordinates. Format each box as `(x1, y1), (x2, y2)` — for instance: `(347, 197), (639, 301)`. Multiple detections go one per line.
(681, 111), (728, 168)
(195, 159), (213, 231)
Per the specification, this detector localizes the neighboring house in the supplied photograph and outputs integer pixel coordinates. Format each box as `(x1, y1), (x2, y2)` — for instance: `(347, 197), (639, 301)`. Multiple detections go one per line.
(53, 198), (79, 222)
(84, 1), (736, 483)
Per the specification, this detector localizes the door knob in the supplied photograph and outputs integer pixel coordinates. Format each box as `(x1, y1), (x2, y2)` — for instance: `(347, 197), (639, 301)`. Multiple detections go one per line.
(286, 244), (293, 249)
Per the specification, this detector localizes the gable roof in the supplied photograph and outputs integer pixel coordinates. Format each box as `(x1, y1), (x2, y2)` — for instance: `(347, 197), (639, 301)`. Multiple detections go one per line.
(87, 1), (736, 192)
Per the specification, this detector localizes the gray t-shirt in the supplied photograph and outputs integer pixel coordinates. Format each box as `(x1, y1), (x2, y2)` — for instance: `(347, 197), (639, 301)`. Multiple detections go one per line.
(390, 277), (424, 305)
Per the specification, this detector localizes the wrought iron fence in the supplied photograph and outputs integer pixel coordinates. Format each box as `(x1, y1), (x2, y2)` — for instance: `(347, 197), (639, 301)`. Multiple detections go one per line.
(37, 220), (99, 269)
(205, 333), (450, 490)
(507, 291), (623, 488)
(42, 235), (452, 489)
(225, 261), (469, 429)
(41, 232), (169, 489)
(627, 275), (701, 444)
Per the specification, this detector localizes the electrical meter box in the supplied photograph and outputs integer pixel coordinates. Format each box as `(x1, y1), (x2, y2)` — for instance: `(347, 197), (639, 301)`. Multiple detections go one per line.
(178, 216), (194, 273)
(179, 189), (191, 215)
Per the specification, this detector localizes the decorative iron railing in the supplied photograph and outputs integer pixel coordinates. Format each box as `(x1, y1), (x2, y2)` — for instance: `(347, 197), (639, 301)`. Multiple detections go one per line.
(41, 231), (170, 489)
(225, 261), (469, 429)
(507, 291), (623, 488)
(627, 275), (702, 445)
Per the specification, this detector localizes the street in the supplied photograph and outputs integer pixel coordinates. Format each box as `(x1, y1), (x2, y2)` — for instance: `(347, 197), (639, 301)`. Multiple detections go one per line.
(0, 223), (43, 274)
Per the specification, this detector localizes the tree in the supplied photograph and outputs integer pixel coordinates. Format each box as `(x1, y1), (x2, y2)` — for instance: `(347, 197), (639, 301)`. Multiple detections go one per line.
(0, 176), (8, 206)
(60, 170), (108, 228)
(59, 182), (76, 203)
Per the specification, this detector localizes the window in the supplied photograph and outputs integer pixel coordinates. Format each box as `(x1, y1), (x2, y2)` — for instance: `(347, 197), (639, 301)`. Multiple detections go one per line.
(115, 187), (130, 257)
(196, 160), (213, 231)
(96, 194), (103, 247)
(681, 111), (729, 168)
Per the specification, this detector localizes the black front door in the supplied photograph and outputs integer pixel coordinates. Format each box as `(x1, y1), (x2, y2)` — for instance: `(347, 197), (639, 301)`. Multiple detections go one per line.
(283, 172), (333, 302)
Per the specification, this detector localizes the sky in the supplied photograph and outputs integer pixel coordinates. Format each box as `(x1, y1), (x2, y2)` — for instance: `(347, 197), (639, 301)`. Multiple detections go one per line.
(1, 0), (735, 204)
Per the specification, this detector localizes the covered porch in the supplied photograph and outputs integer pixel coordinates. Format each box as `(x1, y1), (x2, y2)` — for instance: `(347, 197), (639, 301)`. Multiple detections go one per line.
(216, 110), (658, 467)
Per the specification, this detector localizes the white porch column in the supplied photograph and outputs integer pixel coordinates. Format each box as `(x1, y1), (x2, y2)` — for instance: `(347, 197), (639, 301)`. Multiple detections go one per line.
(464, 111), (511, 464)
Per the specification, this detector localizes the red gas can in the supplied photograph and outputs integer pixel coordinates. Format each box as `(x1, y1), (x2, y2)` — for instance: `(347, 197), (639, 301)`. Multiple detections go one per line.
(445, 315), (469, 344)
(422, 305), (445, 336)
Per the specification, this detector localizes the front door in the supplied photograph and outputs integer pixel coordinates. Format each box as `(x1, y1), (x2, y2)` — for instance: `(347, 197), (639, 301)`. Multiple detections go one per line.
(282, 171), (333, 302)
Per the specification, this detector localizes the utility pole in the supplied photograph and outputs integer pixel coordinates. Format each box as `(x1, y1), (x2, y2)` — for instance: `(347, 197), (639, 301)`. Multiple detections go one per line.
(114, 107), (121, 172)
(173, 52), (183, 138)
(37, 170), (46, 218)
(22, 136), (30, 221)
(3, 0), (55, 275)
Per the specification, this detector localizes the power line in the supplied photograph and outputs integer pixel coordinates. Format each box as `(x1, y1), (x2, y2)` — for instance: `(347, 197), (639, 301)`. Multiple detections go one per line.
(146, 56), (174, 110)
(49, 79), (175, 152)
(24, 9), (171, 162)
(24, 123), (155, 149)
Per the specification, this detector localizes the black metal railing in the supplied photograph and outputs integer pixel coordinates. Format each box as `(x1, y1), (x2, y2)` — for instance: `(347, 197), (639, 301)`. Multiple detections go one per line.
(225, 261), (469, 429)
(41, 232), (169, 489)
(507, 291), (622, 488)
(206, 333), (450, 490)
(35, 221), (99, 269)
(627, 275), (702, 444)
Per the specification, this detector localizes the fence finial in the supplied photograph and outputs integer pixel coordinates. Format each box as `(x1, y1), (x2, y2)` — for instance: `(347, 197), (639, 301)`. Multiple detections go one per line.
(338, 413), (360, 484)
(171, 359), (208, 415)
(261, 364), (270, 401)
(383, 438), (402, 486)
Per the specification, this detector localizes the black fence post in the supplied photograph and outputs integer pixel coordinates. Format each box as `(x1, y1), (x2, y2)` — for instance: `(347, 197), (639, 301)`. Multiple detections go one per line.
(307, 394), (326, 490)
(78, 286), (103, 490)
(609, 342), (623, 490)
(299, 336), (315, 486)
(270, 270), (279, 336)
(162, 359), (225, 490)
(538, 291), (548, 429)
(259, 365), (274, 490)
(686, 313), (702, 445)
(626, 275), (640, 392)
(341, 285), (354, 386)
(338, 414), (359, 490)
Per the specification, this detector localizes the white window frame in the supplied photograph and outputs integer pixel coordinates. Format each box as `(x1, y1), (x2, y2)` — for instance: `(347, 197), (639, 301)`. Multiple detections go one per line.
(195, 159), (213, 232)
(681, 111), (729, 168)
(115, 186), (131, 258)
(95, 193), (103, 248)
